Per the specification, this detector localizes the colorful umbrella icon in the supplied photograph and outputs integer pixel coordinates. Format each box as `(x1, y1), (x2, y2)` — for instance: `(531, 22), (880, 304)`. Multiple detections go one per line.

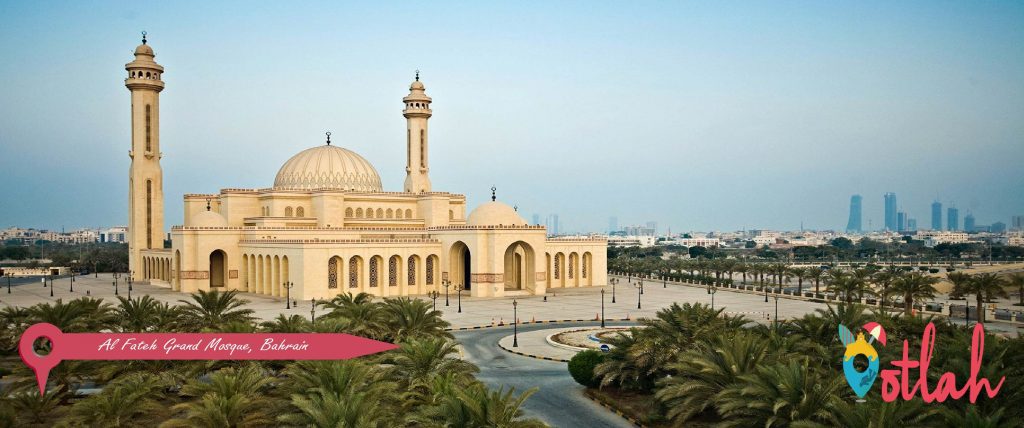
(863, 322), (886, 346)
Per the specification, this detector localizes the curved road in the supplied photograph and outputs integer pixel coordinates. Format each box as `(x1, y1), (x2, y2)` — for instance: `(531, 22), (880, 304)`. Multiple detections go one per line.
(454, 321), (636, 428)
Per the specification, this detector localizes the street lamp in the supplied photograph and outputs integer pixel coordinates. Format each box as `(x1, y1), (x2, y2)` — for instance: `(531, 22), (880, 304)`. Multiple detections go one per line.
(311, 299), (317, 322)
(7, 272), (12, 294)
(113, 271), (120, 296)
(773, 295), (780, 329)
(127, 271), (133, 299)
(49, 274), (53, 297)
(512, 299), (519, 347)
(635, 280), (643, 310)
(610, 278), (617, 303)
(710, 285), (717, 310)
(427, 290), (440, 312)
(600, 289), (606, 328)
(764, 277), (769, 303)
(442, 279), (451, 306)
(283, 281), (295, 309)
(455, 284), (464, 313)
(69, 265), (75, 293)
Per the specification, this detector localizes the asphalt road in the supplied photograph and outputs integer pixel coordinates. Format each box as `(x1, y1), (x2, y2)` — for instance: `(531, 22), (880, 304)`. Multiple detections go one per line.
(453, 321), (637, 428)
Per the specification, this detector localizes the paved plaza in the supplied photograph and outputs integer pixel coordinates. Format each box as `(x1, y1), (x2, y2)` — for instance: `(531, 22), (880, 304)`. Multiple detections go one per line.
(2, 270), (1023, 333)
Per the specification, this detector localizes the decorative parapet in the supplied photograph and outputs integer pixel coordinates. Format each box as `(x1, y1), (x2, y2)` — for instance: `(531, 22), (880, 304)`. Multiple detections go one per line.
(239, 238), (441, 245)
(428, 225), (547, 231)
(189, 188), (466, 198)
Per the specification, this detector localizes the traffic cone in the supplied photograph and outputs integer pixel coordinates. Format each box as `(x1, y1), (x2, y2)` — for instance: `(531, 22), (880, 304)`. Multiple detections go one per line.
(595, 313), (599, 320)
(531, 316), (535, 323)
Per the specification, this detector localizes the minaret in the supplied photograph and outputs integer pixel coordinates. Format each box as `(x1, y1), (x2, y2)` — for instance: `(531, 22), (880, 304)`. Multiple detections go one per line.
(403, 71), (432, 193)
(125, 33), (165, 278)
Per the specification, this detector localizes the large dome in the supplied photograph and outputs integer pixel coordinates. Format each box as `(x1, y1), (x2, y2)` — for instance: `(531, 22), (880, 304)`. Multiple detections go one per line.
(467, 201), (527, 226)
(274, 145), (383, 192)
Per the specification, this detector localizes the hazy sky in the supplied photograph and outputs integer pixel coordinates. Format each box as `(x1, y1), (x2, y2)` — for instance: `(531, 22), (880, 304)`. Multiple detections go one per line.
(2, 1), (1023, 233)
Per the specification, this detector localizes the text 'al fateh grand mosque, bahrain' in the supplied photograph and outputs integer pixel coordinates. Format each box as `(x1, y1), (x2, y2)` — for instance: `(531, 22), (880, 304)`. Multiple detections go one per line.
(124, 36), (607, 300)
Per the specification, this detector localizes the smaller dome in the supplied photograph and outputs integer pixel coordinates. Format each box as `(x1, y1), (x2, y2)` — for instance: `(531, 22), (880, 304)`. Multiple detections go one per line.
(467, 202), (526, 226)
(134, 43), (154, 56)
(410, 80), (425, 90)
(192, 210), (228, 228)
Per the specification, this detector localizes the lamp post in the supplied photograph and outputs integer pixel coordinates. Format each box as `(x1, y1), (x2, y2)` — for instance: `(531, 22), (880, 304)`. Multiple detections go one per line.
(113, 271), (120, 296)
(600, 289), (606, 328)
(69, 265), (75, 293)
(427, 290), (440, 312)
(635, 280), (643, 310)
(710, 285), (717, 310)
(512, 299), (519, 347)
(49, 274), (53, 297)
(455, 284), (464, 313)
(127, 271), (133, 299)
(6, 272), (11, 294)
(311, 299), (317, 322)
(773, 295), (779, 329)
(283, 281), (295, 309)
(94, 261), (98, 278)
(764, 275), (769, 303)
(610, 278), (617, 303)
(663, 276), (667, 288)
(442, 279), (451, 306)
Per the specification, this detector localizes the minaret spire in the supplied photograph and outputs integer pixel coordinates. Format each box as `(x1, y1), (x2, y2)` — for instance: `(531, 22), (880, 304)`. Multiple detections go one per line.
(141, 31), (147, 44)
(403, 73), (433, 193)
(326, 131), (332, 146)
(491, 186), (497, 202)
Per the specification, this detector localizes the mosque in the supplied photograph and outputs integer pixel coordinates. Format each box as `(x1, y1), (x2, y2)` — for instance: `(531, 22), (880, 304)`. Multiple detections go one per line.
(125, 36), (607, 300)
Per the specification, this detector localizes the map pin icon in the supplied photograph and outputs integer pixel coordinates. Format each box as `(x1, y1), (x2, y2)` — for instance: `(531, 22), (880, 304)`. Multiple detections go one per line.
(18, 323), (64, 395)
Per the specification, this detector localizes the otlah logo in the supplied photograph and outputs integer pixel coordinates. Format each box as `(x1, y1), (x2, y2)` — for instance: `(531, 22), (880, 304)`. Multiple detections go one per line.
(838, 322), (886, 400)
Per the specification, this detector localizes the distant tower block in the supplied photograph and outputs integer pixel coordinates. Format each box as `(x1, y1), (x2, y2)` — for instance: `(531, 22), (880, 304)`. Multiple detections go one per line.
(403, 71), (433, 193)
(125, 32), (166, 278)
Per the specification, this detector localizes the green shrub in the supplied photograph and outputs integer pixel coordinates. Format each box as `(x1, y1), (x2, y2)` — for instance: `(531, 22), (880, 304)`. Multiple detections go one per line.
(929, 268), (939, 274)
(568, 349), (605, 387)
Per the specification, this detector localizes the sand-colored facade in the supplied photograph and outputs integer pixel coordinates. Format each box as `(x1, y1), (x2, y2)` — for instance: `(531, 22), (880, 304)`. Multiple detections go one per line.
(129, 39), (606, 300)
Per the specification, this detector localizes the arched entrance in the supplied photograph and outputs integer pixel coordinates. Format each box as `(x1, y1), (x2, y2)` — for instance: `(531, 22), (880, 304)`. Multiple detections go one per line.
(210, 250), (227, 288)
(449, 241), (471, 290)
(503, 241), (535, 291)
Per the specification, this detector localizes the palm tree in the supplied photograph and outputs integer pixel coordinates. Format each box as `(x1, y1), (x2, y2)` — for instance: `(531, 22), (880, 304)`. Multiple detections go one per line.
(789, 267), (807, 295)
(162, 364), (278, 427)
(117, 295), (176, 332)
(946, 271), (972, 300)
(872, 265), (905, 307)
(416, 384), (547, 428)
(177, 289), (255, 331)
(6, 389), (65, 425)
(280, 360), (398, 427)
(67, 372), (167, 427)
(386, 337), (479, 406)
(951, 273), (1008, 323)
(655, 331), (770, 425)
(716, 360), (846, 428)
(319, 292), (387, 338)
(260, 313), (311, 333)
(891, 273), (940, 316)
(827, 270), (865, 304)
(380, 297), (451, 342)
(733, 262), (749, 285)
(1006, 273), (1024, 306)
(806, 267), (826, 296)
(834, 397), (943, 428)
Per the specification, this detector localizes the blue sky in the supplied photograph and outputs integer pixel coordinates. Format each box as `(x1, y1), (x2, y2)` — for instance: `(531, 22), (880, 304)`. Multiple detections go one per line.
(1, 1), (1022, 233)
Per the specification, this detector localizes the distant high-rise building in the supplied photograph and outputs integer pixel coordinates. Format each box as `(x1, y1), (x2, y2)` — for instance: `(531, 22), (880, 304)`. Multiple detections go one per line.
(846, 195), (862, 232)
(907, 218), (917, 231)
(991, 221), (1007, 233)
(897, 211), (907, 232)
(608, 216), (618, 234)
(884, 193), (897, 231)
(964, 213), (975, 232)
(645, 221), (657, 236)
(1012, 215), (1024, 231)
(947, 207), (959, 231)
(545, 214), (559, 236)
(931, 201), (943, 230)
(532, 214), (540, 225)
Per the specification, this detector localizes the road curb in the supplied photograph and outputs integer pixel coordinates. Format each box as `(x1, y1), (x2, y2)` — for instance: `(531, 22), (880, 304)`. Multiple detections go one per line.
(583, 390), (646, 428)
(497, 341), (571, 362)
(446, 318), (633, 331)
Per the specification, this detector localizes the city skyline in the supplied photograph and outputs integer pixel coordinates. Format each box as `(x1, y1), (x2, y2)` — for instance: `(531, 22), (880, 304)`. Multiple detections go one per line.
(2, 2), (1024, 232)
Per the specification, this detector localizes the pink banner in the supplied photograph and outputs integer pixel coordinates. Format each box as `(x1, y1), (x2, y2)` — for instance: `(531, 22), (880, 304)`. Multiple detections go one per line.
(19, 323), (398, 395)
